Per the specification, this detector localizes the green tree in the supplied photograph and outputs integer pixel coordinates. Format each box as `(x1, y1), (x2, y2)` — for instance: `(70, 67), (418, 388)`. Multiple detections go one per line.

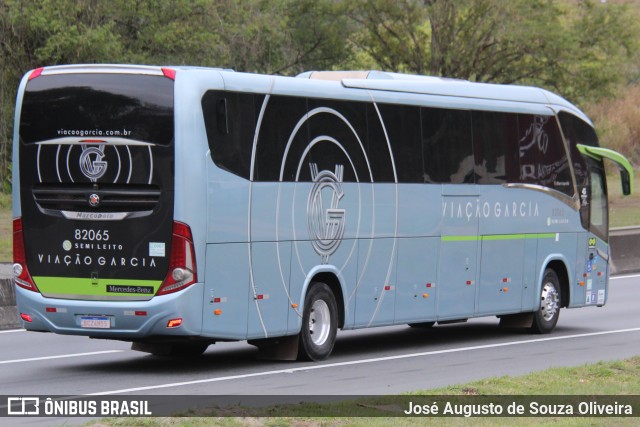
(346, 0), (639, 104)
(0, 0), (353, 192)
(0, 0), (124, 192)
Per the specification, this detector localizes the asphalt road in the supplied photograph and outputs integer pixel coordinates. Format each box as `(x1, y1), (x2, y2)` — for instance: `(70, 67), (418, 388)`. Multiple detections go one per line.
(0, 274), (638, 403)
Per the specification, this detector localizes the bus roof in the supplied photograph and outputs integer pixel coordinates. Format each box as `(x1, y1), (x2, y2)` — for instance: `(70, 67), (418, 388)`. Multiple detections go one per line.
(298, 70), (585, 121)
(26, 64), (591, 125)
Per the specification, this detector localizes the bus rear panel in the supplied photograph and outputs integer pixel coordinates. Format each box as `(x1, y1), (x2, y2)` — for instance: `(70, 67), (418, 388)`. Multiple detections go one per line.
(13, 67), (201, 339)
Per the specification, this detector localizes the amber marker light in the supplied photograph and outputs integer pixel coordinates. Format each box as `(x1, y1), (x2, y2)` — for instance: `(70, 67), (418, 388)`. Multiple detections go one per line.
(166, 318), (183, 328)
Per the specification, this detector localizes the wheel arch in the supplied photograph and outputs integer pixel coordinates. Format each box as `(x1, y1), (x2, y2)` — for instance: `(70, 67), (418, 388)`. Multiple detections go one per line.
(541, 257), (571, 308)
(299, 266), (346, 329)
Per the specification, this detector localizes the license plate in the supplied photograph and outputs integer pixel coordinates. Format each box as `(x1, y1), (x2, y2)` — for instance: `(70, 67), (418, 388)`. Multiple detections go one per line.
(80, 316), (111, 329)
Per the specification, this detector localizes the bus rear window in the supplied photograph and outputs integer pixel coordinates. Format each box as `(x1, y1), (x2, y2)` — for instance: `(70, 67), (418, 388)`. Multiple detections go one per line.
(20, 73), (174, 145)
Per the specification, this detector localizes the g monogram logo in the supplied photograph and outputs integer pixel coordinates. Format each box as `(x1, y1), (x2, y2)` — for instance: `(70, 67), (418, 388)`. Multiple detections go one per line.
(79, 145), (107, 182)
(307, 163), (346, 264)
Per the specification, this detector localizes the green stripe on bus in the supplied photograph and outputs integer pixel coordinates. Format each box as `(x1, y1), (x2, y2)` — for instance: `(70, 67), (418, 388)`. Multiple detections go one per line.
(33, 276), (162, 297)
(441, 233), (556, 242)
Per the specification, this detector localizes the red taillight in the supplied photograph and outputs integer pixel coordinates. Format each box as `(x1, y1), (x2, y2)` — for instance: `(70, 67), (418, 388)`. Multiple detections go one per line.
(156, 221), (197, 296)
(13, 218), (38, 292)
(20, 313), (33, 323)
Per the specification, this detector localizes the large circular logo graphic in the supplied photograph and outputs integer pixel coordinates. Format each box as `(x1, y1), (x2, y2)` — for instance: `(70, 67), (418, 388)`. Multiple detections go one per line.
(36, 143), (154, 185)
(307, 164), (346, 264)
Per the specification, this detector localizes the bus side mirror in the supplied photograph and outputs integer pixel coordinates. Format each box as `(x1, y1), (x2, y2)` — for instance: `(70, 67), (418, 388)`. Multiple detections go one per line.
(576, 144), (633, 196)
(621, 169), (631, 196)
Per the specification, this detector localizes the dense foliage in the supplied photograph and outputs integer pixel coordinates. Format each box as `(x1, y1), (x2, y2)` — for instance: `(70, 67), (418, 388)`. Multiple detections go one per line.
(2, 0), (639, 192)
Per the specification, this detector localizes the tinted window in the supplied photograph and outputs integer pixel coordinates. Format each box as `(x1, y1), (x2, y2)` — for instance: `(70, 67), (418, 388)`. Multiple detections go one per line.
(518, 114), (573, 196)
(21, 74), (174, 145)
(202, 91), (259, 179)
(558, 112), (596, 189)
(256, 95), (310, 182)
(558, 112), (597, 228)
(473, 111), (520, 184)
(422, 108), (474, 183)
(378, 103), (423, 183)
(299, 98), (370, 182)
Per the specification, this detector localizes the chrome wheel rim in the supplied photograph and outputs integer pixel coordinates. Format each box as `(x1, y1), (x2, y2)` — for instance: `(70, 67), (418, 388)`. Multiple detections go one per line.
(309, 299), (331, 346)
(540, 282), (559, 321)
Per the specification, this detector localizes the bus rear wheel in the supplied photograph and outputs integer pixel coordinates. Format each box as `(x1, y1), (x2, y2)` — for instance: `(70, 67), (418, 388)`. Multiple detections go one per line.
(297, 282), (338, 361)
(531, 268), (561, 334)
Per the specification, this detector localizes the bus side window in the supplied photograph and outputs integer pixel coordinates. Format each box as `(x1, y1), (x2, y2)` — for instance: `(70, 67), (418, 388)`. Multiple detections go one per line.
(557, 111), (598, 231)
(202, 91), (259, 180)
(472, 110), (519, 185)
(518, 113), (573, 197)
(378, 103), (423, 183)
(422, 107), (474, 184)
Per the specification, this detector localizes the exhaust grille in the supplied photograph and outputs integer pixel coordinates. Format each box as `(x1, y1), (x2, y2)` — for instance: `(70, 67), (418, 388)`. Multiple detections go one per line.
(32, 184), (161, 216)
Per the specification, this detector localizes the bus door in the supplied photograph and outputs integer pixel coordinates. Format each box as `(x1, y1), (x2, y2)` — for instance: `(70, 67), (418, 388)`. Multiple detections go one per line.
(577, 144), (633, 306)
(583, 157), (609, 305)
(437, 185), (480, 320)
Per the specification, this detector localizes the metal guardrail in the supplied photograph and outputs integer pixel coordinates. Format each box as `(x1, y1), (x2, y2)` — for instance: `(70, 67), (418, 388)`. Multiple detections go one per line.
(609, 226), (640, 275)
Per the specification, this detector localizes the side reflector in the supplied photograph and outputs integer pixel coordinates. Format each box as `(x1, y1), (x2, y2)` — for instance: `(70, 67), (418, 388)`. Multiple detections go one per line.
(167, 318), (182, 328)
(214, 310), (222, 315)
(28, 68), (44, 80)
(20, 313), (33, 323)
(162, 68), (176, 80)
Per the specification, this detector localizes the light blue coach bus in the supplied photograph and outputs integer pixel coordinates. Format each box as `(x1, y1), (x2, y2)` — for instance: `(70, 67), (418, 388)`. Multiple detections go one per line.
(12, 65), (633, 361)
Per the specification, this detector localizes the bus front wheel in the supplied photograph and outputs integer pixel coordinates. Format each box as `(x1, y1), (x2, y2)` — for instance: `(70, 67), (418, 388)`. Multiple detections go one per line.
(531, 268), (561, 334)
(298, 282), (338, 361)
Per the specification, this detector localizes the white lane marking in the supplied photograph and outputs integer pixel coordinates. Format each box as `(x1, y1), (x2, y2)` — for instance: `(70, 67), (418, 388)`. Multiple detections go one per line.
(0, 329), (26, 334)
(0, 350), (123, 365)
(611, 273), (640, 281)
(89, 327), (640, 395)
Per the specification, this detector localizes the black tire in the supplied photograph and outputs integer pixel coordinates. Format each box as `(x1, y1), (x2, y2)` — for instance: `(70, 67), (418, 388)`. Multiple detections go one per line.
(297, 282), (338, 361)
(530, 268), (561, 334)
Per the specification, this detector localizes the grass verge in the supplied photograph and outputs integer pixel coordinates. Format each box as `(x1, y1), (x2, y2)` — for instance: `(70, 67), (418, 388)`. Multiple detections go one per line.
(88, 356), (640, 426)
(607, 170), (640, 228)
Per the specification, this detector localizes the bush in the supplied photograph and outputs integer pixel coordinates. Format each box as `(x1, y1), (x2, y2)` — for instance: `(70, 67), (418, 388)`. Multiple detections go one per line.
(586, 84), (640, 168)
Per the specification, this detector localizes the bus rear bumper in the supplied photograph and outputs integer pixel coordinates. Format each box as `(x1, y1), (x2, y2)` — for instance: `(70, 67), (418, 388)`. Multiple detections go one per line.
(14, 283), (204, 340)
